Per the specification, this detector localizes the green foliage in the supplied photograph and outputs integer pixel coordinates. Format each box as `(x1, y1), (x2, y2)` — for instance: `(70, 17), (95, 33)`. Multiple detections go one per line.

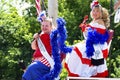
(107, 50), (120, 78)
(60, 68), (68, 80)
(58, 0), (91, 44)
(0, 2), (33, 80)
(107, 13), (120, 78)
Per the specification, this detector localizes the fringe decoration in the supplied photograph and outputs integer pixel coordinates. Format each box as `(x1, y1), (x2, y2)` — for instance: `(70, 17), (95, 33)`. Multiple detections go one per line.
(57, 18), (72, 54)
(86, 28), (109, 57)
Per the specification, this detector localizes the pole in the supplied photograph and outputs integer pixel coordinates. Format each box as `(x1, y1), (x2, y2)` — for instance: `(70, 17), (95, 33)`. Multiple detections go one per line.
(48, 0), (58, 26)
(108, 0), (113, 77)
(110, 0), (113, 28)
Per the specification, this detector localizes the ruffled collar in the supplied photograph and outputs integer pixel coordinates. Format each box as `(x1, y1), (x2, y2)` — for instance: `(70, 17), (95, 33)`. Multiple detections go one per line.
(88, 22), (107, 34)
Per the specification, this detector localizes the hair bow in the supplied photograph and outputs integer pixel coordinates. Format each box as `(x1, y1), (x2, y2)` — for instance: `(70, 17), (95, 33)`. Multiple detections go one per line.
(90, 0), (100, 9)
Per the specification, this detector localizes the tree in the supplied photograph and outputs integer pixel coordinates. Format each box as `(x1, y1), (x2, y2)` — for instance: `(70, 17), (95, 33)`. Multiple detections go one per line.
(0, 1), (33, 79)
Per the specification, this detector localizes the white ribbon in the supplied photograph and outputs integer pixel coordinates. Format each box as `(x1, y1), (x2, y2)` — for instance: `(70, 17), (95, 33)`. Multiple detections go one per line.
(37, 37), (54, 69)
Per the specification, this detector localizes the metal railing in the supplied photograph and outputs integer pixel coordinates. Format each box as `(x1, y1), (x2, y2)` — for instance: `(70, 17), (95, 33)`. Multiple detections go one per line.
(67, 77), (120, 80)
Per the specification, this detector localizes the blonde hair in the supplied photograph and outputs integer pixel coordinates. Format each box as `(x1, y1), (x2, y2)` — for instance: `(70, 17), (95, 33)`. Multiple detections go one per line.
(90, 5), (110, 28)
(42, 17), (56, 30)
(101, 7), (110, 28)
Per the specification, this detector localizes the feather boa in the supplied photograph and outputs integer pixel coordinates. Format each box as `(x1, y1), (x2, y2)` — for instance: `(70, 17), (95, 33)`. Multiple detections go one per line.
(86, 28), (109, 57)
(41, 18), (72, 80)
(57, 18), (72, 54)
(41, 30), (61, 80)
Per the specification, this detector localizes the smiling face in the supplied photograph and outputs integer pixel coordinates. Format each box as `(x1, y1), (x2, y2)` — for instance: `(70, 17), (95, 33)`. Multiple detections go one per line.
(91, 6), (102, 20)
(41, 20), (52, 34)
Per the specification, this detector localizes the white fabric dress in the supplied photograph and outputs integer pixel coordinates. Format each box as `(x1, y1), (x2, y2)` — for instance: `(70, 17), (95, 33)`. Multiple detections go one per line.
(65, 22), (109, 77)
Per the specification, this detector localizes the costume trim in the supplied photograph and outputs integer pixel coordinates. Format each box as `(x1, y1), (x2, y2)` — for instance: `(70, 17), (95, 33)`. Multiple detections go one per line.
(41, 18), (74, 79)
(86, 28), (109, 57)
(102, 49), (108, 59)
(57, 18), (72, 54)
(74, 47), (91, 65)
(92, 70), (108, 77)
(41, 18), (70, 79)
(64, 62), (79, 77)
(65, 46), (108, 77)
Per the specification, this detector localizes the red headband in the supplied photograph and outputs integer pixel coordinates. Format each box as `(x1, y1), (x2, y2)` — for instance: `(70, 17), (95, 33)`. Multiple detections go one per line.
(90, 0), (100, 9)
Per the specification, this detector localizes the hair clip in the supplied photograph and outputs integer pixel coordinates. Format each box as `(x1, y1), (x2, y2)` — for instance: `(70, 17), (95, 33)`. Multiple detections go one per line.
(37, 11), (46, 22)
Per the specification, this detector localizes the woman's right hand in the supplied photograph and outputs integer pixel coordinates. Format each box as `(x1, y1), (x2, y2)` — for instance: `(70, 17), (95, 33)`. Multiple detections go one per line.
(31, 33), (39, 50)
(33, 33), (39, 39)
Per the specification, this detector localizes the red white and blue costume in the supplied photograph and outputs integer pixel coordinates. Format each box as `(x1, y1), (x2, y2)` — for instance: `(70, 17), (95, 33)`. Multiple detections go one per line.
(64, 22), (109, 77)
(22, 17), (67, 80)
(22, 33), (53, 80)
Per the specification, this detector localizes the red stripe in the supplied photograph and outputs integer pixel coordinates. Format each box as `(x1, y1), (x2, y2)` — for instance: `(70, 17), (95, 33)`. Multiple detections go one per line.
(80, 24), (106, 34)
(88, 25), (106, 34)
(35, 4), (40, 14)
(41, 58), (50, 65)
(35, 0), (41, 15)
(36, 57), (50, 67)
(102, 49), (108, 59)
(74, 47), (91, 65)
(92, 70), (108, 77)
(107, 30), (114, 44)
(35, 3), (40, 10)
(64, 63), (79, 77)
(65, 61), (108, 77)
(65, 47), (108, 77)
(74, 46), (109, 64)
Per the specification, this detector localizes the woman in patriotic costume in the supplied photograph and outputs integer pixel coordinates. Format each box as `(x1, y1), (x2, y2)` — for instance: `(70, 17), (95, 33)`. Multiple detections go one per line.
(22, 11), (66, 80)
(61, 0), (110, 77)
